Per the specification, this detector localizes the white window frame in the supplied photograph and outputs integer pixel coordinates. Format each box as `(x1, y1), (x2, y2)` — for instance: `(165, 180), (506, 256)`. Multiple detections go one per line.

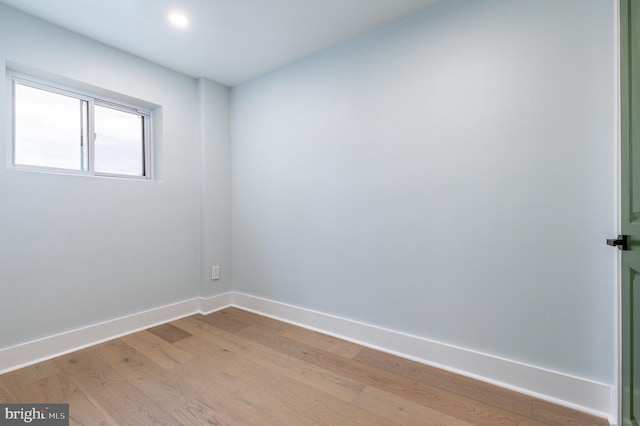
(8, 72), (152, 180)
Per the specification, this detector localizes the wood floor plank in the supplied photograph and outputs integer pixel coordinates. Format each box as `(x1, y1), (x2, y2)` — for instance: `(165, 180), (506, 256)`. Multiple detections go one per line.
(220, 307), (293, 333)
(54, 348), (180, 425)
(0, 309), (609, 426)
(236, 323), (309, 358)
(303, 348), (547, 426)
(178, 359), (317, 426)
(0, 371), (21, 402)
(169, 393), (252, 426)
(182, 338), (401, 426)
(531, 399), (608, 426)
(175, 317), (366, 402)
(120, 329), (193, 369)
(235, 325), (546, 426)
(353, 348), (608, 426)
(20, 374), (114, 425)
(146, 322), (192, 343)
(192, 310), (252, 333)
(0, 380), (16, 403)
(354, 347), (533, 417)
(91, 339), (183, 407)
(5, 359), (60, 387)
(354, 385), (476, 426)
(173, 317), (397, 425)
(92, 335), (266, 425)
(280, 326), (363, 358)
(19, 373), (76, 402)
(92, 338), (166, 379)
(96, 326), (312, 425)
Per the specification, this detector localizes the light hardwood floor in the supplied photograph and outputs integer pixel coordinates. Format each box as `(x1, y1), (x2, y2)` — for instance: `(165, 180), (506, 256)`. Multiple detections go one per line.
(0, 308), (608, 425)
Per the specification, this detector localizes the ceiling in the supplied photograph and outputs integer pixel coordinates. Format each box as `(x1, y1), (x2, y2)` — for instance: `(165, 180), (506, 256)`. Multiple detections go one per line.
(0, 0), (443, 86)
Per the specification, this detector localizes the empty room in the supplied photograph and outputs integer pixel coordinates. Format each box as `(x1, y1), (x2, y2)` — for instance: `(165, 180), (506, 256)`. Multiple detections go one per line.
(0, 0), (626, 425)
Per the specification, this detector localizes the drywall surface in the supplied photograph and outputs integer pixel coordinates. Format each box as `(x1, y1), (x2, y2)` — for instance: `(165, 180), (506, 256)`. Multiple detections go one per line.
(0, 5), (221, 349)
(231, 0), (616, 384)
(198, 78), (232, 296)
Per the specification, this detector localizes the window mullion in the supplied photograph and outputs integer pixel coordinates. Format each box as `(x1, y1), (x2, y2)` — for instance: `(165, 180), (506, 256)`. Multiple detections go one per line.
(79, 100), (87, 171)
(87, 98), (96, 173)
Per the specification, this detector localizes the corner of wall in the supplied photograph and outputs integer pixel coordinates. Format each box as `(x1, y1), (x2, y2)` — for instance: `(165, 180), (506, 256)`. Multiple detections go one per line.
(197, 78), (233, 298)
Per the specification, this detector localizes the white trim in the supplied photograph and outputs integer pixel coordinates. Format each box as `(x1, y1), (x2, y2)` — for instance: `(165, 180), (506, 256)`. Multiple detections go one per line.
(614, 1), (622, 425)
(199, 292), (234, 313)
(0, 291), (614, 424)
(0, 296), (200, 375)
(0, 293), (234, 375)
(232, 292), (614, 423)
(9, 72), (152, 115)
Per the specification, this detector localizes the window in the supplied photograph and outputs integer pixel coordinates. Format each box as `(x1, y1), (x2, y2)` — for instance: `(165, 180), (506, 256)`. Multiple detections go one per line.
(10, 74), (151, 179)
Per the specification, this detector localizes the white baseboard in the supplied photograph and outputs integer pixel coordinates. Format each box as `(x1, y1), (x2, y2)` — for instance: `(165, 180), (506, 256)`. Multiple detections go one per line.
(231, 292), (614, 423)
(0, 291), (614, 424)
(0, 293), (232, 375)
(200, 292), (234, 313)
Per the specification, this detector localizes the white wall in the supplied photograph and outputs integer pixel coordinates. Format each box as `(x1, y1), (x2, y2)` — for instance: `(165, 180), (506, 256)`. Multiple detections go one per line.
(0, 5), (230, 349)
(198, 78), (232, 296)
(231, 0), (616, 385)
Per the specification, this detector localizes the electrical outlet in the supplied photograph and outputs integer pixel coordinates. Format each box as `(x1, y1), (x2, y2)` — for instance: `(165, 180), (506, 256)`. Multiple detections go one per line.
(211, 266), (220, 280)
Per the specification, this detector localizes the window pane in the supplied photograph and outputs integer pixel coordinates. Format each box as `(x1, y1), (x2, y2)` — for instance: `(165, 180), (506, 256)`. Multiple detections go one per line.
(94, 105), (144, 176)
(14, 83), (85, 170)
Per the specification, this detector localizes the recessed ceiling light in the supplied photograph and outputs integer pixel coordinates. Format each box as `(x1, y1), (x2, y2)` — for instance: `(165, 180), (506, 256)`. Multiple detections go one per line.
(168, 12), (189, 29)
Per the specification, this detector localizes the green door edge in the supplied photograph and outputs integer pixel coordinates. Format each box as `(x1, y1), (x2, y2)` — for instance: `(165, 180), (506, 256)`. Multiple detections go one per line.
(621, 0), (637, 424)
